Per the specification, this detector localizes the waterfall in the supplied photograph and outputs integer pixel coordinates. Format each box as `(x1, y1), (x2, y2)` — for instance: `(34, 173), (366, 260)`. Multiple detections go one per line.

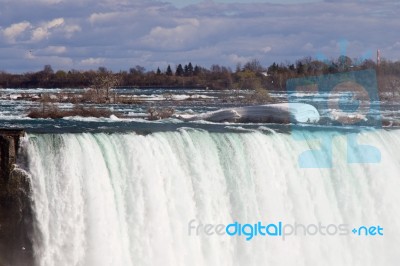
(22, 129), (400, 266)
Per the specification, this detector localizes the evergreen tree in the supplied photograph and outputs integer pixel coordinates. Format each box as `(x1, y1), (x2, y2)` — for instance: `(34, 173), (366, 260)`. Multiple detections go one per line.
(166, 65), (173, 76)
(175, 64), (184, 76)
(156, 67), (161, 75)
(194, 65), (201, 76)
(296, 61), (305, 74)
(268, 62), (279, 73)
(187, 62), (194, 76)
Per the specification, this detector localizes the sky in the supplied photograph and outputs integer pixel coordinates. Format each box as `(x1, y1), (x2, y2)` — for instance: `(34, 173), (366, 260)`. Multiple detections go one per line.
(0, 0), (399, 73)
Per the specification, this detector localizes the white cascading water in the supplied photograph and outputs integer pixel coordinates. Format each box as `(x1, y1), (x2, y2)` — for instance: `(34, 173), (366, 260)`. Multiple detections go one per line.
(21, 129), (400, 266)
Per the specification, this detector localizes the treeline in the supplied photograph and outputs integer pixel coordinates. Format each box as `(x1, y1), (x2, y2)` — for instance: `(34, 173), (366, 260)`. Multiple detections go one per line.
(1, 56), (400, 93)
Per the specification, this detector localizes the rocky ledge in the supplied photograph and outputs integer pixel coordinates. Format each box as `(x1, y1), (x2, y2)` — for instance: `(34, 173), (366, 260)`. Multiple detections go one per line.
(0, 129), (33, 266)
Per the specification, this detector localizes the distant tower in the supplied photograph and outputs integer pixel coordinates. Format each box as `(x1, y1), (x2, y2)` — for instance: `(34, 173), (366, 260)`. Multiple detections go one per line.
(377, 49), (381, 66)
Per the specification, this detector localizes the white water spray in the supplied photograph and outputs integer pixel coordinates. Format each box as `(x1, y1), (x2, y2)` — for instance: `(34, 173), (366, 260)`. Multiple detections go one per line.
(22, 129), (400, 266)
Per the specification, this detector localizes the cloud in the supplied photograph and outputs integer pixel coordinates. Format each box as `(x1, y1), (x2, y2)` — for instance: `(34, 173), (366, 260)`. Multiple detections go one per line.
(46, 18), (65, 29)
(1, 17), (78, 45)
(141, 18), (201, 50)
(80, 57), (105, 66)
(31, 27), (48, 42)
(0, 0), (399, 72)
(2, 21), (31, 43)
(228, 54), (252, 64)
(44, 45), (67, 54)
(63, 24), (81, 38)
(31, 18), (64, 42)
(261, 46), (272, 53)
(89, 12), (120, 24)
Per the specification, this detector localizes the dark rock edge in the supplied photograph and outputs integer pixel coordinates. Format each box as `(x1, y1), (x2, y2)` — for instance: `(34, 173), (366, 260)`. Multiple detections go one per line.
(0, 129), (33, 266)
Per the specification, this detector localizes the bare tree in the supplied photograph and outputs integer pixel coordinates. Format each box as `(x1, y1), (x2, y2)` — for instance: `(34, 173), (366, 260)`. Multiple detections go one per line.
(243, 59), (263, 73)
(92, 71), (121, 103)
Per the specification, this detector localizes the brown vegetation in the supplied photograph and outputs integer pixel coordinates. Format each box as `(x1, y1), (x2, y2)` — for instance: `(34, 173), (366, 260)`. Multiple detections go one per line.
(28, 104), (113, 119)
